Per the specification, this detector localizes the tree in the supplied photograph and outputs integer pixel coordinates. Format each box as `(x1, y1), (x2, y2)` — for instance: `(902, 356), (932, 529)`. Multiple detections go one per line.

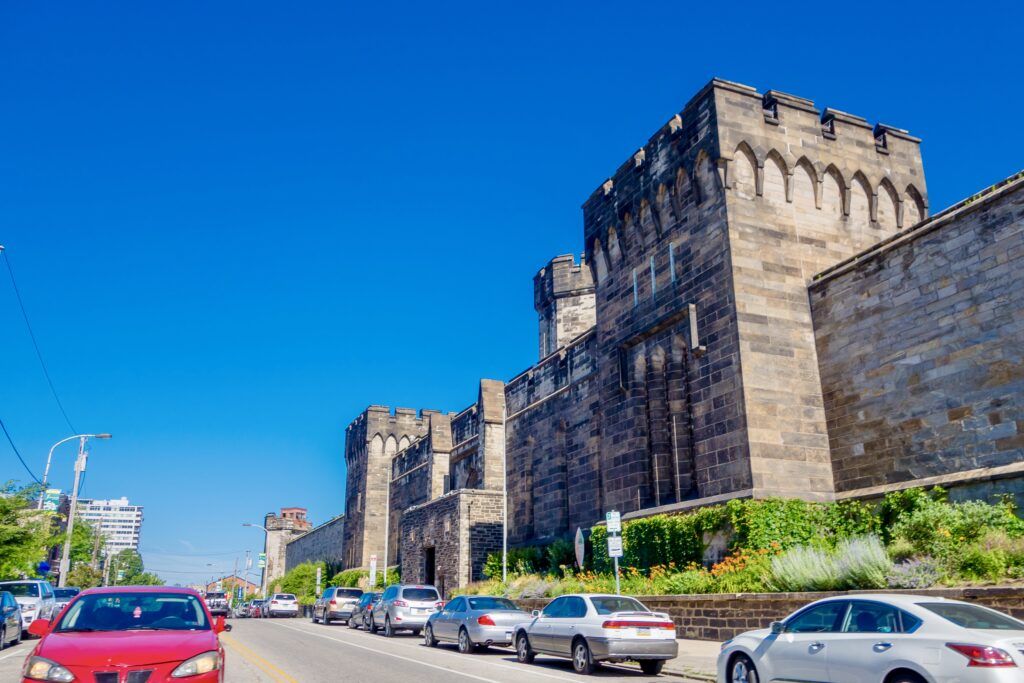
(0, 481), (51, 580)
(107, 548), (164, 586)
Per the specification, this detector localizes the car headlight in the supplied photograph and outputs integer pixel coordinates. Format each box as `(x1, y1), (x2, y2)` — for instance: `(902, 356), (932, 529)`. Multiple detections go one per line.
(171, 651), (222, 678)
(21, 603), (37, 612)
(23, 656), (75, 682)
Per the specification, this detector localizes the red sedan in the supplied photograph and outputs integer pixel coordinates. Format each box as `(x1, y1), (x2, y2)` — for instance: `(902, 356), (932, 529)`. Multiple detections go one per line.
(21, 585), (228, 682)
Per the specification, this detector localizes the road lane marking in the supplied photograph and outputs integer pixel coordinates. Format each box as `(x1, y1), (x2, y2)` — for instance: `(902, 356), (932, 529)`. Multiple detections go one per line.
(0, 650), (25, 662)
(271, 621), (504, 682)
(220, 632), (299, 683)
(271, 621), (585, 683)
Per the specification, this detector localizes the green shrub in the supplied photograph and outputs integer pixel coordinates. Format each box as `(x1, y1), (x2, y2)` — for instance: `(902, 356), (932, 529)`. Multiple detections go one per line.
(484, 546), (544, 579)
(886, 538), (916, 563)
(546, 538), (577, 570)
(834, 536), (890, 589)
(958, 546), (1007, 581)
(330, 568), (368, 587)
(886, 558), (940, 589)
(663, 569), (716, 595)
(769, 545), (840, 592)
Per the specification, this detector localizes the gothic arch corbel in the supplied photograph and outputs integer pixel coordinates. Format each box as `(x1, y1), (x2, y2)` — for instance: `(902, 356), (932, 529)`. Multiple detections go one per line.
(716, 157), (730, 190)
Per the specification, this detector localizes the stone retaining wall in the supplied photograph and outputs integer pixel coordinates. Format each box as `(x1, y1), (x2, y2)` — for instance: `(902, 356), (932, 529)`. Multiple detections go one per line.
(515, 586), (1024, 641)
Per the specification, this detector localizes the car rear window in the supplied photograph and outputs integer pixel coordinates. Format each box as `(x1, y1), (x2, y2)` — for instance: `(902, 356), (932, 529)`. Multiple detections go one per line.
(206, 592), (226, 599)
(402, 588), (439, 602)
(919, 602), (1024, 630)
(591, 596), (648, 615)
(275, 594), (296, 600)
(467, 597), (519, 611)
(54, 589), (79, 599)
(337, 589), (363, 599)
(0, 583), (39, 597)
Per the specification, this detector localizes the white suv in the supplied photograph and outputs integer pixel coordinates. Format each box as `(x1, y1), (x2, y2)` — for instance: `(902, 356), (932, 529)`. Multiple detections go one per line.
(0, 580), (56, 629)
(266, 593), (300, 618)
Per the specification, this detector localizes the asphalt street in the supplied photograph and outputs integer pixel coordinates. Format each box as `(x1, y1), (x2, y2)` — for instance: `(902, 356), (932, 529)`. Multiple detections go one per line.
(0, 618), (677, 682)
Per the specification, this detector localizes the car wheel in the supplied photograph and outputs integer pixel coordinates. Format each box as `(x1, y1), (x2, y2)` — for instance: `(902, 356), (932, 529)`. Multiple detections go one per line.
(424, 624), (438, 647)
(0, 626), (5, 651)
(384, 616), (393, 638)
(516, 633), (535, 664)
(888, 673), (925, 683)
(639, 660), (665, 676)
(348, 616), (359, 630)
(369, 615), (378, 634)
(728, 654), (759, 683)
(311, 610), (318, 623)
(572, 639), (594, 675)
(458, 627), (474, 654)
(13, 624), (20, 645)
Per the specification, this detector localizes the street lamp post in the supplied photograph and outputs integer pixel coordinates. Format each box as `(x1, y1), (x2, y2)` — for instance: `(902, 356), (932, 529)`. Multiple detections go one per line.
(56, 434), (112, 587)
(38, 433), (112, 510)
(242, 523), (268, 597)
(502, 402), (508, 584)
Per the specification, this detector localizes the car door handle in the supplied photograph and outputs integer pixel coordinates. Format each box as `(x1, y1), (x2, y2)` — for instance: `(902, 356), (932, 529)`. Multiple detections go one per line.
(809, 642), (825, 651)
(874, 642), (893, 651)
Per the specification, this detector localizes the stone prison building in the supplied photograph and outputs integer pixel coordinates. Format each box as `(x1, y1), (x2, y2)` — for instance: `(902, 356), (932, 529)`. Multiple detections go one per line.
(336, 78), (1024, 597)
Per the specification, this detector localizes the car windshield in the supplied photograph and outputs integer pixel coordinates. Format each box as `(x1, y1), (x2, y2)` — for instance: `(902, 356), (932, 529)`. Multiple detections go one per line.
(337, 589), (363, 599)
(402, 588), (439, 602)
(467, 597), (519, 611)
(55, 592), (210, 632)
(206, 593), (226, 599)
(0, 583), (39, 597)
(591, 596), (648, 615)
(920, 602), (1024, 630)
(54, 589), (79, 599)
(275, 594), (296, 600)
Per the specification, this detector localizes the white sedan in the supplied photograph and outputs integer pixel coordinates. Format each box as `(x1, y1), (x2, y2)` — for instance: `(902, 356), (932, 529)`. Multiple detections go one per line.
(718, 593), (1024, 683)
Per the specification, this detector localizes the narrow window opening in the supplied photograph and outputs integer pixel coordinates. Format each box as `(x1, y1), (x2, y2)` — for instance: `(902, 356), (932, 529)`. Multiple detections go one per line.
(669, 242), (676, 283)
(649, 256), (657, 300)
(632, 269), (638, 308)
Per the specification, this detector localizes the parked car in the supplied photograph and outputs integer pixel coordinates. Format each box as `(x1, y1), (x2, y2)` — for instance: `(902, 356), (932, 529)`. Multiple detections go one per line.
(0, 591), (23, 650)
(249, 599), (265, 618)
(718, 593), (1024, 683)
(351, 592), (380, 630)
(21, 586), (229, 682)
(313, 587), (364, 625)
(51, 587), (80, 618)
(370, 584), (442, 637)
(266, 593), (300, 618)
(514, 594), (678, 675)
(234, 601), (250, 618)
(204, 590), (230, 618)
(0, 579), (56, 631)
(425, 595), (531, 653)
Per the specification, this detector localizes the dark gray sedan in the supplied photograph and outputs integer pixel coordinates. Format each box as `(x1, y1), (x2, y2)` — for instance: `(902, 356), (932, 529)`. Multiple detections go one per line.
(424, 596), (531, 653)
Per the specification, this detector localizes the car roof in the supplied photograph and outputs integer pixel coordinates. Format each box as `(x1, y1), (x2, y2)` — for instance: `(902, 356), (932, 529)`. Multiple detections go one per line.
(0, 579), (46, 584)
(80, 586), (199, 596)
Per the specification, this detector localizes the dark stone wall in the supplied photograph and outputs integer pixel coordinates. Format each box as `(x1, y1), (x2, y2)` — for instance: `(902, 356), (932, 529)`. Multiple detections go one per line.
(285, 515), (345, 571)
(812, 178), (1024, 492)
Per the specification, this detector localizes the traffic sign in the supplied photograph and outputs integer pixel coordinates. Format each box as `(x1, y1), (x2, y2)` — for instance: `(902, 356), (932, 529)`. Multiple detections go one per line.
(607, 534), (623, 558)
(606, 510), (621, 533)
(369, 554), (378, 587)
(257, 552), (266, 569)
(574, 527), (585, 569)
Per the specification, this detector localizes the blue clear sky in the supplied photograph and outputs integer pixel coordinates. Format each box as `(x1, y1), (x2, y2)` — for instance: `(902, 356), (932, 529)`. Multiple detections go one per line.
(2, 1), (1021, 584)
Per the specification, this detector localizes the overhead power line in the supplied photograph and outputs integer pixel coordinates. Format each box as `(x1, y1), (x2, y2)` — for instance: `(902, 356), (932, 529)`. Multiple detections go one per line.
(0, 416), (43, 485)
(0, 246), (77, 434)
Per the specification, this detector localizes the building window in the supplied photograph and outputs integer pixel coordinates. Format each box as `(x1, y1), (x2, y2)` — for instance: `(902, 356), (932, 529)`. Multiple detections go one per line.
(649, 256), (657, 300)
(669, 242), (676, 283)
(632, 269), (639, 307)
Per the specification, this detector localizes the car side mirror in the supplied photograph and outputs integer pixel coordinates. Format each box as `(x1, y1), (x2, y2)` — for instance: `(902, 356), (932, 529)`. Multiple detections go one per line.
(770, 621), (785, 635)
(531, 610), (540, 618)
(28, 619), (51, 637)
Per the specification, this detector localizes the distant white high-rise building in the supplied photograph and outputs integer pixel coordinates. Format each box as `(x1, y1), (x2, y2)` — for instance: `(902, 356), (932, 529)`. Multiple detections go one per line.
(77, 497), (144, 555)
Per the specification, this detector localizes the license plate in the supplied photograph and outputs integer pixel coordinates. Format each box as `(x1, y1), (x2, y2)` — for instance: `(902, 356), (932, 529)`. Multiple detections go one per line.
(505, 631), (512, 639)
(636, 628), (651, 637)
(413, 608), (427, 614)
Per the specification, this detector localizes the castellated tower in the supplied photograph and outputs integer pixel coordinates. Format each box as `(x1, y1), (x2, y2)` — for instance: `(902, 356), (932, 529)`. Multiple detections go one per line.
(583, 78), (927, 513)
(534, 254), (597, 359)
(341, 407), (433, 569)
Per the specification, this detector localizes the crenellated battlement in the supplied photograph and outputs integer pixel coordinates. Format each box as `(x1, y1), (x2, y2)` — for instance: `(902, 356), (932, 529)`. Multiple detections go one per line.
(533, 253), (597, 359)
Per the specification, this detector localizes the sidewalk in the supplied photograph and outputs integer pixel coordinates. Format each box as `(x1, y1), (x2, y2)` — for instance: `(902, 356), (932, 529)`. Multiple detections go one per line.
(661, 638), (720, 681)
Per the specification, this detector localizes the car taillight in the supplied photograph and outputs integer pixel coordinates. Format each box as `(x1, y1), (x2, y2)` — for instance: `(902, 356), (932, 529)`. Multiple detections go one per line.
(477, 615), (496, 626)
(946, 643), (1017, 667)
(436, 601), (445, 609)
(271, 600), (279, 604)
(330, 599), (337, 606)
(602, 620), (676, 630)
(393, 600), (408, 607)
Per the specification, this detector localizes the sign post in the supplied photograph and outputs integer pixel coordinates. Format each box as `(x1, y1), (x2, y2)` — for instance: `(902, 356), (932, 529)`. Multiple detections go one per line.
(369, 554), (378, 588)
(606, 511), (623, 595)
(574, 527), (585, 569)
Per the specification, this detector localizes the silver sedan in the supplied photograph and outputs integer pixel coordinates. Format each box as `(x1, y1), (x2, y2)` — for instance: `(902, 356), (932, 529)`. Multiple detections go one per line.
(718, 593), (1024, 683)
(424, 596), (531, 653)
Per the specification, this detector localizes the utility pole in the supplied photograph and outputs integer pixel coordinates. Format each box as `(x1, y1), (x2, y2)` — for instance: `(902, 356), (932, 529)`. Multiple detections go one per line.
(58, 437), (88, 587)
